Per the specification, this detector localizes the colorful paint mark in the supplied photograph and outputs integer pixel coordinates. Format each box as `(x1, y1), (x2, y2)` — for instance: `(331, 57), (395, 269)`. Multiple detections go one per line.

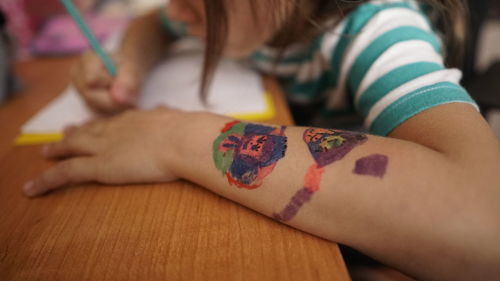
(274, 129), (367, 222)
(304, 128), (368, 168)
(213, 121), (287, 189)
(353, 154), (389, 178)
(273, 188), (314, 222)
(273, 164), (321, 221)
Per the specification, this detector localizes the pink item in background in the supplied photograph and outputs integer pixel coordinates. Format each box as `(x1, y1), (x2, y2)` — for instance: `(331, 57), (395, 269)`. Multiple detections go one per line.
(24, 0), (66, 30)
(0, 0), (97, 59)
(31, 13), (128, 55)
(0, 0), (34, 58)
(24, 0), (95, 30)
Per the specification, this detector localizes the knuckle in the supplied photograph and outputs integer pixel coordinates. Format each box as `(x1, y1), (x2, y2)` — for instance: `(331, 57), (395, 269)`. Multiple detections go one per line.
(57, 161), (79, 185)
(58, 161), (73, 178)
(83, 121), (107, 138)
(88, 121), (103, 132)
(63, 125), (77, 136)
(33, 176), (47, 191)
(84, 72), (98, 85)
(59, 138), (73, 151)
(44, 143), (58, 156)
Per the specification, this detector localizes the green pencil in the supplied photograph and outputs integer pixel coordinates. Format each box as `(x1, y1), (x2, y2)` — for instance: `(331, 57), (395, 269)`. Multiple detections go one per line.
(60, 0), (117, 76)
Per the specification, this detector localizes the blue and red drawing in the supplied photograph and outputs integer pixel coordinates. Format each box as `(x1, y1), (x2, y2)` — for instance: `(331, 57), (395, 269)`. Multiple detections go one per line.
(213, 121), (287, 189)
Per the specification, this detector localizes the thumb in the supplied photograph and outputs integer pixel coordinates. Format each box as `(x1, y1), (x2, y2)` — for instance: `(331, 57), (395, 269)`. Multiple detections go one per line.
(110, 69), (140, 106)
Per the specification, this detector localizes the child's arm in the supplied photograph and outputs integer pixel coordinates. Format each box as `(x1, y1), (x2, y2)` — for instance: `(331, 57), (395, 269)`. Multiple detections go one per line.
(116, 9), (175, 83)
(73, 9), (175, 113)
(24, 104), (500, 281)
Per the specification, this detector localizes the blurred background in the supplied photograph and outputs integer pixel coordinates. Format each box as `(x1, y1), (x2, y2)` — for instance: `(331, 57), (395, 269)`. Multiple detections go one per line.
(0, 0), (499, 138)
(0, 0), (163, 59)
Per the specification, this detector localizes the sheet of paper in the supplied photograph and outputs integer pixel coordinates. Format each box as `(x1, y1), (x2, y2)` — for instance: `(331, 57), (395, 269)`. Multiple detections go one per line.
(22, 39), (267, 134)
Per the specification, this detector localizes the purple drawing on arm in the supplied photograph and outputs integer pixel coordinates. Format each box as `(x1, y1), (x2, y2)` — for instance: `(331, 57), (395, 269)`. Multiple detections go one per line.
(273, 129), (368, 222)
(213, 121), (288, 189)
(353, 154), (389, 178)
(273, 188), (314, 221)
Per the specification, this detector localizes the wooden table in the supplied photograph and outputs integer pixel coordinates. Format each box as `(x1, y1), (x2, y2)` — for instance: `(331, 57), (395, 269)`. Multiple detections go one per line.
(0, 57), (350, 281)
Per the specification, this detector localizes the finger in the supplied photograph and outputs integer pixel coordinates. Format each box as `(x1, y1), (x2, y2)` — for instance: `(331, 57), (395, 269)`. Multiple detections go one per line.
(73, 52), (112, 90)
(81, 87), (124, 115)
(87, 68), (113, 89)
(82, 52), (113, 87)
(73, 54), (123, 114)
(73, 68), (113, 114)
(63, 125), (78, 136)
(43, 126), (104, 159)
(42, 140), (90, 159)
(110, 68), (140, 106)
(23, 158), (99, 197)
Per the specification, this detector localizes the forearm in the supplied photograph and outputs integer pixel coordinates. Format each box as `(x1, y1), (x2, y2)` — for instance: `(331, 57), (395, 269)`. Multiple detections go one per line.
(118, 9), (174, 77)
(26, 106), (499, 279)
(170, 112), (500, 281)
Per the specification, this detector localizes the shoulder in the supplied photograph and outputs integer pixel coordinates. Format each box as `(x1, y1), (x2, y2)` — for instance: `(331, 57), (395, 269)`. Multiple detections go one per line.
(158, 7), (186, 39)
(319, 1), (479, 136)
(320, 0), (435, 60)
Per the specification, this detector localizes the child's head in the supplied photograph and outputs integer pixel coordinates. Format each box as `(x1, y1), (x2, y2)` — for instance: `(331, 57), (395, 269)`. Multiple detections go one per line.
(166, 0), (301, 58)
(165, 0), (466, 97)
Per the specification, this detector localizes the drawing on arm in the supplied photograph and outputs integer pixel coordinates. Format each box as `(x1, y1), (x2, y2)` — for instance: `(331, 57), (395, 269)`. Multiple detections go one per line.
(213, 121), (287, 189)
(273, 129), (368, 222)
(353, 154), (389, 178)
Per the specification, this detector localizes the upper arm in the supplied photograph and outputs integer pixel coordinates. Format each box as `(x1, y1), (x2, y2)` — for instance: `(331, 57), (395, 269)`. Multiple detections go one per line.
(333, 3), (479, 137)
(389, 103), (500, 238)
(336, 3), (500, 174)
(389, 102), (499, 163)
(336, 4), (500, 267)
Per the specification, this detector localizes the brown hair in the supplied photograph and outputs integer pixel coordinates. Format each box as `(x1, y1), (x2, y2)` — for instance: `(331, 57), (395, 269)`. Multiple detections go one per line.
(199, 0), (467, 101)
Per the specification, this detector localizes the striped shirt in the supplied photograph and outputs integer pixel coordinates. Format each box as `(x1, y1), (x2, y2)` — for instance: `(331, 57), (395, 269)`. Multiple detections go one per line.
(161, 0), (478, 136)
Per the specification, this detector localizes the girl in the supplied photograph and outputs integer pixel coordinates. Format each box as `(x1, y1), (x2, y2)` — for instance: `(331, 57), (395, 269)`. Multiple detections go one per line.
(24, 0), (500, 280)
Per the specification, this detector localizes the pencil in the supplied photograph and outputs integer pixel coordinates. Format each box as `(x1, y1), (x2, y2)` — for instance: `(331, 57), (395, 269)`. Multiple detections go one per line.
(60, 0), (117, 76)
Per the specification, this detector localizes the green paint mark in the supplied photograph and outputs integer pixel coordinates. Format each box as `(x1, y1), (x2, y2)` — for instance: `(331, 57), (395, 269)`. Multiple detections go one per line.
(212, 122), (246, 175)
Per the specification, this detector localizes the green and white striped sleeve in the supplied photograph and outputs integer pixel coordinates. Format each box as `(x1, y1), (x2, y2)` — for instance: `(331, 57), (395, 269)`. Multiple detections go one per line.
(327, 0), (478, 136)
(158, 7), (186, 39)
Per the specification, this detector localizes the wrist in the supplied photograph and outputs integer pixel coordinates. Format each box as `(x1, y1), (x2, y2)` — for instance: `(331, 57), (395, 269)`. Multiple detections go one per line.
(167, 111), (232, 182)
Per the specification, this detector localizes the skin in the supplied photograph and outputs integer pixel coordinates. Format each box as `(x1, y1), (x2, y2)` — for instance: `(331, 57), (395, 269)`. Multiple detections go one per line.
(25, 1), (500, 280)
(353, 154), (389, 178)
(275, 129), (368, 221)
(213, 121), (287, 189)
(75, 0), (283, 114)
(167, 0), (284, 57)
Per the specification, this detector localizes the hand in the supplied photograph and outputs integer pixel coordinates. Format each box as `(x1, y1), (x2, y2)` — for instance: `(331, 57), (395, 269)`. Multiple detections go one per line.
(23, 108), (186, 197)
(72, 51), (143, 114)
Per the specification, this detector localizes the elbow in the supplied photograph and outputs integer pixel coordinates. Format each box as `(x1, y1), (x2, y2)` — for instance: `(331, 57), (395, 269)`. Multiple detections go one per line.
(451, 144), (500, 279)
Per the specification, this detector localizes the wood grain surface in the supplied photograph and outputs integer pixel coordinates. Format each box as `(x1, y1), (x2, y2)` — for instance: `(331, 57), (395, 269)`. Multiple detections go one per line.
(0, 57), (350, 281)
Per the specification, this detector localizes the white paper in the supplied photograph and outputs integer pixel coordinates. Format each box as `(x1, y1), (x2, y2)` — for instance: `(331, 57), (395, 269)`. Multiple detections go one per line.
(22, 39), (266, 134)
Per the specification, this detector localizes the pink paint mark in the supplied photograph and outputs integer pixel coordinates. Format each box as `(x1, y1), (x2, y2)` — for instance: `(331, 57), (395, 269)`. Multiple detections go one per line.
(221, 120), (239, 133)
(303, 164), (324, 192)
(274, 129), (368, 222)
(353, 154), (389, 178)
